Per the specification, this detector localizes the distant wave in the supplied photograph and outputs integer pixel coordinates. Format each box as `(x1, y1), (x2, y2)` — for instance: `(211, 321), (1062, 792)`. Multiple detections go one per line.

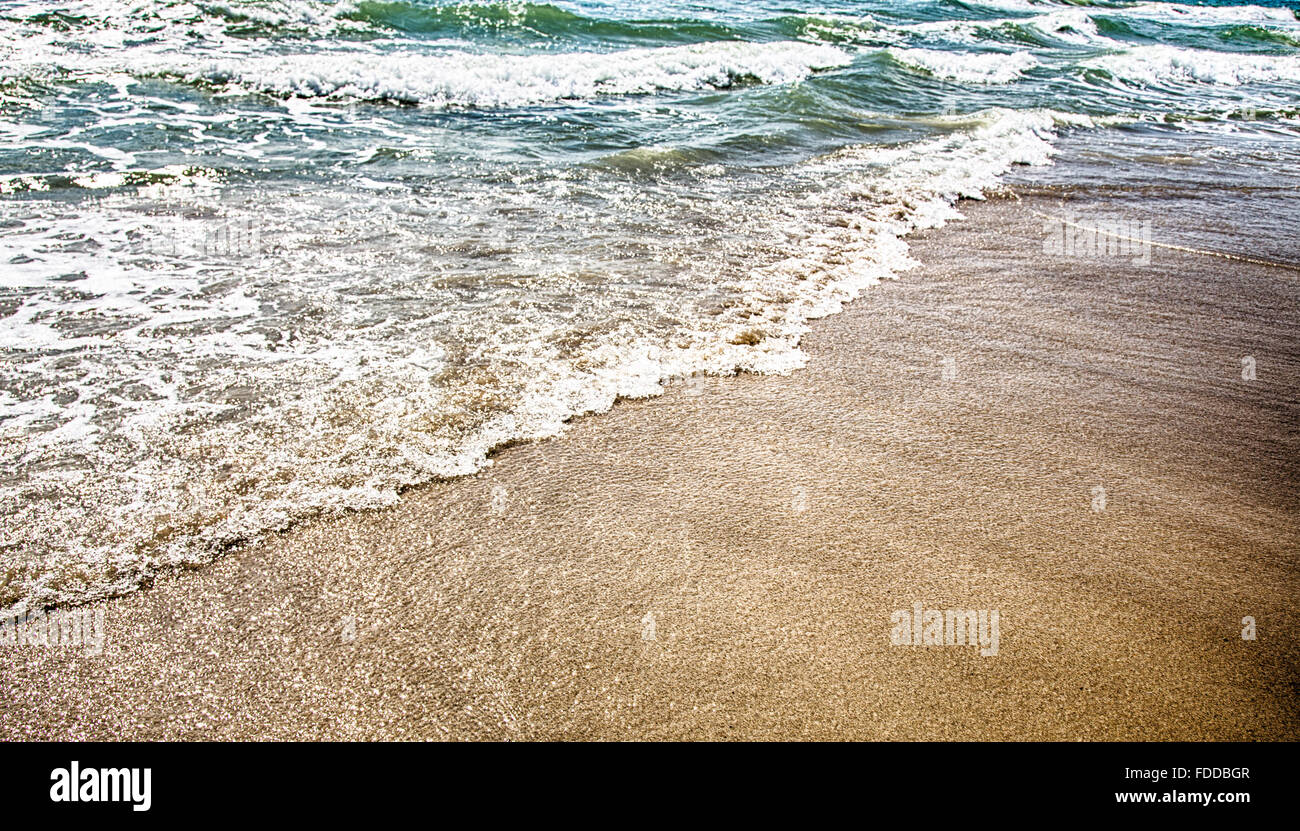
(336, 1), (743, 42)
(146, 41), (852, 106)
(9, 0), (1296, 49)
(888, 48), (1040, 83)
(1085, 44), (1300, 86)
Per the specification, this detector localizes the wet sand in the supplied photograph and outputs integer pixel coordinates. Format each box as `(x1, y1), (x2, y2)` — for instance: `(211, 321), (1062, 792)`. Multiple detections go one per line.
(3, 187), (1297, 741)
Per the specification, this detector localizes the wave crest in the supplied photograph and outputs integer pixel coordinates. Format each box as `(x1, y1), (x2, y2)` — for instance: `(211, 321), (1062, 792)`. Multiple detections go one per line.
(152, 40), (851, 106)
(888, 48), (1040, 83)
(1085, 44), (1300, 87)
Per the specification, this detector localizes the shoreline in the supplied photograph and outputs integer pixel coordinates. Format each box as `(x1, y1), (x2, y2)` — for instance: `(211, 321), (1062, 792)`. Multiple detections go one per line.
(2, 182), (1297, 741)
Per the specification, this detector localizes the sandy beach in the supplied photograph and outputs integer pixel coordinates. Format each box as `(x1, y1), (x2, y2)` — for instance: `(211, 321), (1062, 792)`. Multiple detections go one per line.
(2, 182), (1297, 741)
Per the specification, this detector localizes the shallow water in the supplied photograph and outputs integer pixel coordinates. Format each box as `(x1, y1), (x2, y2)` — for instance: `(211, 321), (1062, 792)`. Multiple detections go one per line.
(1, 0), (1298, 609)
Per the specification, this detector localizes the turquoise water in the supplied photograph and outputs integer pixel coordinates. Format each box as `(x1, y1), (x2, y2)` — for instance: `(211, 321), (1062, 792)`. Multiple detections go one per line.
(1, 0), (1297, 609)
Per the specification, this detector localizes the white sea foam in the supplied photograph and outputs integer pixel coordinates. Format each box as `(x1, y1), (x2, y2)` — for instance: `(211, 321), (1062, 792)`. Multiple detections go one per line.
(891, 2), (1296, 49)
(888, 48), (1040, 83)
(890, 8), (1116, 54)
(1118, 2), (1300, 28)
(0, 105), (1085, 612)
(0, 3), (851, 108)
(144, 40), (852, 106)
(1086, 44), (1300, 86)
(960, 0), (1298, 26)
(2, 0), (1295, 613)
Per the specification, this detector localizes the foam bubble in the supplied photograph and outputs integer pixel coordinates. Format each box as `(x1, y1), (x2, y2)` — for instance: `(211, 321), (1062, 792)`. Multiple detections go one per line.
(146, 40), (852, 106)
(1085, 45), (1300, 87)
(888, 48), (1040, 84)
(0, 106), (1085, 612)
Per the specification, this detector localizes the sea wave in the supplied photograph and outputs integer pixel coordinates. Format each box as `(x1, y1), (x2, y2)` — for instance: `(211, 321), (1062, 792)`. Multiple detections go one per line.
(1117, 2), (1299, 27)
(2, 0), (1299, 614)
(901, 9), (1114, 48)
(888, 47), (1040, 83)
(338, 0), (748, 43)
(1085, 44), (1300, 86)
(0, 105), (1086, 612)
(145, 40), (852, 106)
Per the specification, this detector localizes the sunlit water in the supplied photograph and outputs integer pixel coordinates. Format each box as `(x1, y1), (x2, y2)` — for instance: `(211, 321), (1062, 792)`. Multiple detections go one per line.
(1, 0), (1297, 609)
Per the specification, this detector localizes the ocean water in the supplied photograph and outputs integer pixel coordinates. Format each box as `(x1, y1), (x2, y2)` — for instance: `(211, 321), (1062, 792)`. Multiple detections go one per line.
(1, 0), (1297, 610)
